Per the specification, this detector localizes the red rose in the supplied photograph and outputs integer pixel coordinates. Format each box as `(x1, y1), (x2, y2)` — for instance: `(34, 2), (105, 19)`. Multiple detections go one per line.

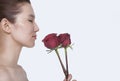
(42, 33), (60, 49)
(42, 33), (73, 79)
(58, 33), (71, 47)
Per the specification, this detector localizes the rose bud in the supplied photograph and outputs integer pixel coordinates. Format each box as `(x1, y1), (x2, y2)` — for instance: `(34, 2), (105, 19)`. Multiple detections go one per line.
(58, 33), (71, 47)
(42, 33), (60, 49)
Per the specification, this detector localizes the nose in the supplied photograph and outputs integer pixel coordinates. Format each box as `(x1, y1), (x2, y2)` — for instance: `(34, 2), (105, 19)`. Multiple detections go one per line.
(34, 22), (39, 32)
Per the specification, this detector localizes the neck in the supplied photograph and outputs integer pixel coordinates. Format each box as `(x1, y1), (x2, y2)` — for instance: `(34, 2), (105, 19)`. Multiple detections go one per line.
(0, 36), (22, 67)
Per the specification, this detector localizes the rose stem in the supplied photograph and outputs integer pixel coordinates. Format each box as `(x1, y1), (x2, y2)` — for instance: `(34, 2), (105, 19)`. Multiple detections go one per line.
(65, 48), (69, 79)
(55, 49), (66, 77)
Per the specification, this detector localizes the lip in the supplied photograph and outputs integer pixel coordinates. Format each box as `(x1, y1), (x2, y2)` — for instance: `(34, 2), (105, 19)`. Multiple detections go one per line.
(32, 35), (37, 39)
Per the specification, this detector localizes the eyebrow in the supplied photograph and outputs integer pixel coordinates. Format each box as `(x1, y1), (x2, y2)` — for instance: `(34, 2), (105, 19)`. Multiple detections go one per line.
(29, 14), (35, 18)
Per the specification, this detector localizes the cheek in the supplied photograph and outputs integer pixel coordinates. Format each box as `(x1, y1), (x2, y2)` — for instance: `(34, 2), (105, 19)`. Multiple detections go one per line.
(11, 24), (35, 47)
(17, 26), (34, 40)
(15, 23), (34, 35)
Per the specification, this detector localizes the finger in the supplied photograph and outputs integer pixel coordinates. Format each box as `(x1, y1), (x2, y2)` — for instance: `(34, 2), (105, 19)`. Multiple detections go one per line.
(67, 74), (72, 81)
(72, 80), (77, 81)
(63, 74), (72, 81)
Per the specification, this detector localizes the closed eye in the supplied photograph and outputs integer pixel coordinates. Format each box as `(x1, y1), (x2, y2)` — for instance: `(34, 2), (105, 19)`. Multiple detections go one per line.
(28, 20), (33, 23)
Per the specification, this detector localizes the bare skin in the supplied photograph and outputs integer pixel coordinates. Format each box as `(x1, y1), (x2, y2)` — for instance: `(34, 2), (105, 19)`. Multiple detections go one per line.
(0, 3), (38, 81)
(64, 74), (77, 81)
(0, 65), (28, 81)
(0, 2), (76, 81)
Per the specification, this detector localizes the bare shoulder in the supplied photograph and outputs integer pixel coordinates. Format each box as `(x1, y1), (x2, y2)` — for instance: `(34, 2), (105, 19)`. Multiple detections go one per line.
(0, 67), (12, 81)
(0, 65), (28, 81)
(17, 65), (28, 75)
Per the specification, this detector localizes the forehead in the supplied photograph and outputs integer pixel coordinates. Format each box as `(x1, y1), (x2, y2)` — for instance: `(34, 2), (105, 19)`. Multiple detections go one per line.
(16, 3), (35, 18)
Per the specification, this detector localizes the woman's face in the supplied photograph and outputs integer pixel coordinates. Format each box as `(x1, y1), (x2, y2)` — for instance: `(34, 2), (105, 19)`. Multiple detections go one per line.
(11, 3), (39, 47)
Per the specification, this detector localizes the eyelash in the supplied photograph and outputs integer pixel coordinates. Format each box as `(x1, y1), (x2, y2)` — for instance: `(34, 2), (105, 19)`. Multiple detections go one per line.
(28, 20), (33, 23)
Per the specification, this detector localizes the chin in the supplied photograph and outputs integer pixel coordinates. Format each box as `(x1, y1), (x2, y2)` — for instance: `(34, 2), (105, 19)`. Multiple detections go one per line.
(24, 43), (35, 48)
(27, 45), (35, 48)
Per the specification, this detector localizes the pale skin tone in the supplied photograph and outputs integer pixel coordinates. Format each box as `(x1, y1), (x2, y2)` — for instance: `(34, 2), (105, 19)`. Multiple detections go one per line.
(64, 74), (77, 81)
(0, 2), (76, 81)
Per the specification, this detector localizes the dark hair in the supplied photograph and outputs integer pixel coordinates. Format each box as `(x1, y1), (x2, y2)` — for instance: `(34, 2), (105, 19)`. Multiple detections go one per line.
(0, 0), (31, 23)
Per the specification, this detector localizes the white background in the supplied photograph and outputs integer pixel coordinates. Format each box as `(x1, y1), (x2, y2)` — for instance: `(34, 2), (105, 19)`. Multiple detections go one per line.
(18, 0), (120, 81)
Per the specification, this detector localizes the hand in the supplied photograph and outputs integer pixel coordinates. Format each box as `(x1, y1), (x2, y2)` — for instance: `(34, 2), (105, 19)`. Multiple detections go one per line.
(63, 74), (77, 81)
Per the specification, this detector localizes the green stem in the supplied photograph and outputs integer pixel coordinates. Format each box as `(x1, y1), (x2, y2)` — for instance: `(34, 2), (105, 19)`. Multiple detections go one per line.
(55, 49), (66, 77)
(65, 47), (69, 79)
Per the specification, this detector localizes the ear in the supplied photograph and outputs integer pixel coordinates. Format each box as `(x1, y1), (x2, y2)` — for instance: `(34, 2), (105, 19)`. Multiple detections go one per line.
(0, 18), (12, 34)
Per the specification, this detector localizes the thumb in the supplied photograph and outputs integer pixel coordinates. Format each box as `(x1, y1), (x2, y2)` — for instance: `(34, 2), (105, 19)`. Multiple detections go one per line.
(67, 74), (72, 81)
(72, 80), (77, 81)
(63, 74), (72, 81)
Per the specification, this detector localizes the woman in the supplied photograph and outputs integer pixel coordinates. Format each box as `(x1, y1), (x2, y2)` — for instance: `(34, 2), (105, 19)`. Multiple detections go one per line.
(0, 0), (76, 81)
